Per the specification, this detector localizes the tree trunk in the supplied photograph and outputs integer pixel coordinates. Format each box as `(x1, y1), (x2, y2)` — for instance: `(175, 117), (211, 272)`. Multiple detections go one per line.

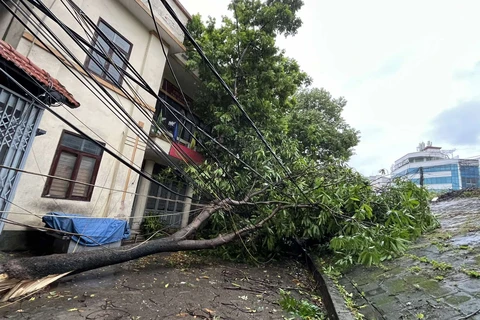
(0, 200), (292, 281)
(1, 235), (230, 280)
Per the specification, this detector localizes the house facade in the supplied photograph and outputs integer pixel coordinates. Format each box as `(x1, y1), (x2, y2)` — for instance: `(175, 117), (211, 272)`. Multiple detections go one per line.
(0, 0), (203, 249)
(391, 142), (479, 191)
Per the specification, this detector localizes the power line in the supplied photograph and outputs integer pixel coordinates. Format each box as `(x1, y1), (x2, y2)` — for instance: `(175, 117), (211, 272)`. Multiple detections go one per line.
(13, 0), (211, 197)
(2, 208), (204, 220)
(145, 0), (242, 196)
(0, 165), (207, 206)
(159, 0), (315, 205)
(62, 0), (250, 200)
(66, 6), (225, 201)
(54, 0), (271, 188)
(3, 0), (210, 200)
(6, 0), (294, 214)
(47, 0), (222, 197)
(29, 0), (278, 201)
(0, 67), (194, 200)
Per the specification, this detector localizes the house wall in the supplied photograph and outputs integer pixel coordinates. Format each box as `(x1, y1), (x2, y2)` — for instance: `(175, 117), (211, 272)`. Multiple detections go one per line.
(139, 0), (190, 43)
(2, 0), (169, 237)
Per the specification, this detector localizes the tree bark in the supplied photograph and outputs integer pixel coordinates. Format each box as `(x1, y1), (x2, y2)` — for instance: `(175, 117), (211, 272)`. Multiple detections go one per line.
(0, 200), (298, 280)
(3, 236), (218, 280)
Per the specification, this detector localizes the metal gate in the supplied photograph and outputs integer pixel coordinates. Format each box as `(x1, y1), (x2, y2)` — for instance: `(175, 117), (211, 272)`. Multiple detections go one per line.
(0, 84), (44, 233)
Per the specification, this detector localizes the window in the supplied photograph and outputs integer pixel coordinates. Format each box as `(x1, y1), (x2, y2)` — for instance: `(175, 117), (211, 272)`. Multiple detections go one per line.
(43, 131), (104, 201)
(154, 90), (206, 147)
(84, 18), (132, 85)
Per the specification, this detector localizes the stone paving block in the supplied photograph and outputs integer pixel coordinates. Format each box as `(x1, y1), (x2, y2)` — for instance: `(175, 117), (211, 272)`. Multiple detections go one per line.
(357, 279), (385, 292)
(417, 279), (458, 298)
(394, 291), (428, 305)
(381, 278), (415, 295)
(443, 293), (480, 316)
(364, 286), (386, 297)
(404, 274), (429, 285)
(373, 300), (404, 317)
(420, 309), (464, 320)
(456, 279), (480, 294)
(444, 293), (472, 305)
(369, 292), (398, 307)
(381, 266), (405, 277)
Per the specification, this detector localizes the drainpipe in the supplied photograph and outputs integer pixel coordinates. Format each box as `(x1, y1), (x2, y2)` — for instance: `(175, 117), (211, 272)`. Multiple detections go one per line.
(130, 159), (155, 230)
(102, 32), (154, 216)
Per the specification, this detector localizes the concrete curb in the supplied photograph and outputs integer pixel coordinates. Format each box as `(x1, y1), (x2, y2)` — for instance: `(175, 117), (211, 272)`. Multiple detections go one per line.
(294, 240), (355, 320)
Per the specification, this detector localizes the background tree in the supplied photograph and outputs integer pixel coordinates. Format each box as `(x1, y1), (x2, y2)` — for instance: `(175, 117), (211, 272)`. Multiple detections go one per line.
(288, 88), (360, 161)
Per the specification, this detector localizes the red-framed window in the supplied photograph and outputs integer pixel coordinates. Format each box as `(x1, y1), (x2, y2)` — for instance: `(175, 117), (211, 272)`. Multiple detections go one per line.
(42, 130), (104, 201)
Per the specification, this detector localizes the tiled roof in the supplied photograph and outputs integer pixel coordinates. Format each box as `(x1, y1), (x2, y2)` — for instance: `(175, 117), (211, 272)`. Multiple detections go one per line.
(0, 40), (80, 108)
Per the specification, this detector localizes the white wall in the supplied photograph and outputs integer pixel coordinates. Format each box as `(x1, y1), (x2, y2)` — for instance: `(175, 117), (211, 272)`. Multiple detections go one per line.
(140, 0), (190, 43)
(425, 184), (453, 190)
(5, 0), (168, 230)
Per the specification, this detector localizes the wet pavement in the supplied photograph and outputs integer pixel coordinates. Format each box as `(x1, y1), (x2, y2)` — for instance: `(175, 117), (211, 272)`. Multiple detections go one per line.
(0, 253), (324, 319)
(339, 198), (480, 320)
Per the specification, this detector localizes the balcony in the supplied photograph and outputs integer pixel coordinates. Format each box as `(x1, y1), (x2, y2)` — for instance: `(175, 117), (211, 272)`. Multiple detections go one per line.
(146, 90), (205, 164)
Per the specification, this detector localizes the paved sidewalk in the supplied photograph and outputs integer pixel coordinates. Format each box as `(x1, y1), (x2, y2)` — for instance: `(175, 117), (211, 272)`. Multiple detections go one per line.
(339, 198), (480, 320)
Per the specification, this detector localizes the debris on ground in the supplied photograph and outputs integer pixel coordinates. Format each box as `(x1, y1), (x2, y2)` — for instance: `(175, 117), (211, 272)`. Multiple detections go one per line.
(0, 252), (326, 319)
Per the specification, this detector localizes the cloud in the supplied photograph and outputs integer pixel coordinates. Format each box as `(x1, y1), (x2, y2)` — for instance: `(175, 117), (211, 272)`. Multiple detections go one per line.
(455, 61), (480, 79)
(179, 0), (480, 175)
(430, 101), (480, 146)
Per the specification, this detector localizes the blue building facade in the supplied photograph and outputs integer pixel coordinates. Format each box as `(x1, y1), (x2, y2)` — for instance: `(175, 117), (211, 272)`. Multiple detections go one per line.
(392, 146), (479, 191)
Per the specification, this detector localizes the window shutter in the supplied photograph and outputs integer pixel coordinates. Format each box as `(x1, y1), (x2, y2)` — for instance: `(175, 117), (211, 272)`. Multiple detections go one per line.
(71, 156), (96, 198)
(49, 152), (77, 197)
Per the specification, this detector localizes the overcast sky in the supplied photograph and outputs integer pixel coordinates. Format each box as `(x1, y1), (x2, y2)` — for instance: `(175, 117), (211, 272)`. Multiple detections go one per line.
(179, 0), (480, 176)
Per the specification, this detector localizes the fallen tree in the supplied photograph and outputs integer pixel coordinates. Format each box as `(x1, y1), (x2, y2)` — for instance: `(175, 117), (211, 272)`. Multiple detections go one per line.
(0, 172), (437, 301)
(0, 189), (313, 301)
(1, 195), (297, 280)
(0, 0), (437, 302)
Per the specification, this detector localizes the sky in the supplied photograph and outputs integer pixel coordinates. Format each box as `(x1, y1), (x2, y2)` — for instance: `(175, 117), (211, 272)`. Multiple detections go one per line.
(179, 0), (480, 176)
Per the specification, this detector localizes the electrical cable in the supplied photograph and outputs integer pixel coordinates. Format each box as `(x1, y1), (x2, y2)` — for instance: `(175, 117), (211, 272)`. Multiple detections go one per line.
(3, 0), (211, 200)
(3, 0), (312, 240)
(53, 0), (270, 188)
(159, 0), (315, 205)
(0, 165), (207, 206)
(35, 0), (277, 204)
(61, 0), (248, 199)
(13, 0), (215, 199)
(3, 208), (204, 220)
(145, 0), (241, 195)
(0, 67), (196, 200)
(38, 0), (223, 199)
(66, 8), (226, 203)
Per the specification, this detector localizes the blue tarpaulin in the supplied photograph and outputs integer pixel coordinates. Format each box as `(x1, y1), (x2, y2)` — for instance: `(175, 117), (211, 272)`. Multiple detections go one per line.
(42, 212), (130, 247)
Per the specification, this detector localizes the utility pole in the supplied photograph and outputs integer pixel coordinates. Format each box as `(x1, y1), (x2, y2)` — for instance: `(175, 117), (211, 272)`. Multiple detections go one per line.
(419, 167), (424, 187)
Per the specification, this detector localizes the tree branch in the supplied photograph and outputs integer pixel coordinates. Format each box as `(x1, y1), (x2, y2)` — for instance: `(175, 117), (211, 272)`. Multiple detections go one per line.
(172, 203), (221, 240)
(179, 204), (314, 249)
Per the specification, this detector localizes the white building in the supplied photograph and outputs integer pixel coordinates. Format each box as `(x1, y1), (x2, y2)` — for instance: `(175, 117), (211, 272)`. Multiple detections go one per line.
(368, 175), (391, 190)
(391, 142), (479, 191)
(0, 0), (203, 249)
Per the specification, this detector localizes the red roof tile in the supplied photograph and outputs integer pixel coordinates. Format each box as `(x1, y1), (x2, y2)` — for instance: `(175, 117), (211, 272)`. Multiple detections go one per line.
(0, 40), (80, 108)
